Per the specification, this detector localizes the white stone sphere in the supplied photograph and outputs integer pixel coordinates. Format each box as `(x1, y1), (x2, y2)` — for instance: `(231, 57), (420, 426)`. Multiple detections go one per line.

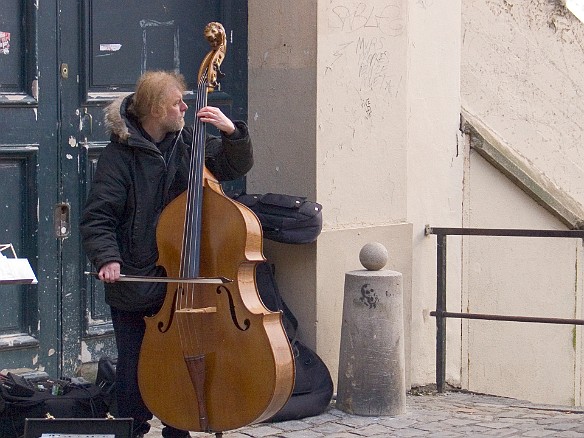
(359, 242), (388, 271)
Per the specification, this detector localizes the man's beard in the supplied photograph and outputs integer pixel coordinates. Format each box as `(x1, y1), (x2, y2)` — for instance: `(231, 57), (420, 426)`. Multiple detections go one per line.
(164, 117), (185, 133)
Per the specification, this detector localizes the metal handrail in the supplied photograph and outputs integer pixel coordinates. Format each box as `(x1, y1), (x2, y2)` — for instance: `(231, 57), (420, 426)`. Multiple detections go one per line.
(425, 226), (584, 392)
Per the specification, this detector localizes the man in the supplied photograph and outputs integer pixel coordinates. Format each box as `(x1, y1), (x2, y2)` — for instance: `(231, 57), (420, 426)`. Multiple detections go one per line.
(80, 70), (253, 438)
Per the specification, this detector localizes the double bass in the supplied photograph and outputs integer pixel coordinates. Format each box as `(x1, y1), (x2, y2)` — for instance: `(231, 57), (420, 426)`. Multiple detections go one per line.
(137, 22), (295, 434)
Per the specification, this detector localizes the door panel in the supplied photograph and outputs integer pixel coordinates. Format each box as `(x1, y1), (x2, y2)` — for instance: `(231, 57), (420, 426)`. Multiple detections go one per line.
(0, 149), (38, 347)
(0, 0), (36, 103)
(0, 1), (58, 373)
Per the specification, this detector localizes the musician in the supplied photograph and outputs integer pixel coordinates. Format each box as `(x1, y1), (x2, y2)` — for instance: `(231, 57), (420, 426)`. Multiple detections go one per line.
(80, 70), (253, 438)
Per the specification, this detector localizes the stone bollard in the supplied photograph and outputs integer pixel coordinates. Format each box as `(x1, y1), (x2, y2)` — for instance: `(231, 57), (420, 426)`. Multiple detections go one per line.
(336, 242), (406, 416)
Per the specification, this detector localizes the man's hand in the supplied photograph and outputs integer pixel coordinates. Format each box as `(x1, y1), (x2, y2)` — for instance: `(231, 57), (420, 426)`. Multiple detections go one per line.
(99, 261), (121, 283)
(197, 106), (236, 135)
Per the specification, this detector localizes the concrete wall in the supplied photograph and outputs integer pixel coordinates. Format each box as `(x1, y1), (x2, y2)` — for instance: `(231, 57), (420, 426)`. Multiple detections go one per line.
(247, 1), (319, 348)
(407, 0), (464, 387)
(248, 0), (414, 389)
(246, 3), (318, 200)
(462, 151), (582, 405)
(462, 1), (584, 207)
(461, 1), (584, 405)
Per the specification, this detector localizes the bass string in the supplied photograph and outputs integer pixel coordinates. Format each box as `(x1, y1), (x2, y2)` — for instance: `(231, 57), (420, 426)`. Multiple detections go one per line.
(177, 70), (210, 356)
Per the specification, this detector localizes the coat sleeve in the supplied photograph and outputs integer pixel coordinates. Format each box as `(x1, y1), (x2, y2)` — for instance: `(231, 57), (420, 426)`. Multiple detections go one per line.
(79, 145), (129, 271)
(204, 120), (253, 181)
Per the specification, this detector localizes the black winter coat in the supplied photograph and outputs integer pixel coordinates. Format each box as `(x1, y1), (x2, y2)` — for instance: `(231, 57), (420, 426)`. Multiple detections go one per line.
(80, 95), (253, 311)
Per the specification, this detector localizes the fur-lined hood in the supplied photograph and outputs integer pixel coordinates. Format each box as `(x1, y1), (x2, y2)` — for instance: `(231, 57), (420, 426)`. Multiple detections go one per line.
(103, 94), (134, 142)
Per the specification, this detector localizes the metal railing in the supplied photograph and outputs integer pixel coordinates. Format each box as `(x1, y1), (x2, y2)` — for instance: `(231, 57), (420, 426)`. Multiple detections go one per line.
(425, 226), (584, 392)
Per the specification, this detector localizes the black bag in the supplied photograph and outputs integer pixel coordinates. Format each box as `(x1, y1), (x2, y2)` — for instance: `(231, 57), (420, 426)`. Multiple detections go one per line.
(96, 356), (118, 415)
(0, 374), (109, 438)
(256, 262), (299, 341)
(269, 341), (334, 422)
(234, 193), (323, 244)
(255, 262), (334, 422)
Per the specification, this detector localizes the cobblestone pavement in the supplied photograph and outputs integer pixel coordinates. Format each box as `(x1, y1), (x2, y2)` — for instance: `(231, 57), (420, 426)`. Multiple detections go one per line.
(144, 390), (584, 437)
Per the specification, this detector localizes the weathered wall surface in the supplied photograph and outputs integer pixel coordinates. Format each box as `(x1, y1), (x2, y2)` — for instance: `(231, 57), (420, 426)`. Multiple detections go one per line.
(316, 1), (410, 383)
(462, 0), (584, 207)
(247, 2), (318, 200)
(407, 0), (464, 386)
(248, 0), (412, 389)
(462, 151), (582, 405)
(462, 1), (584, 405)
(248, 1), (321, 363)
(317, 1), (408, 228)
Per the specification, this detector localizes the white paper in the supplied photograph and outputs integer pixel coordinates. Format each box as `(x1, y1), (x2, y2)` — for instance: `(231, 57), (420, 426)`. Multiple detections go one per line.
(99, 43), (121, 52)
(0, 255), (38, 284)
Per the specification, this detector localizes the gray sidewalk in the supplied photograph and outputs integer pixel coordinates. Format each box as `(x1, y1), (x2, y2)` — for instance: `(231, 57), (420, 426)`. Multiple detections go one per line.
(144, 390), (584, 437)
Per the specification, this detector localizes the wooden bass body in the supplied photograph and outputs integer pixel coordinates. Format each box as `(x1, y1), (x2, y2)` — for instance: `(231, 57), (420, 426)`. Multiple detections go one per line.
(138, 178), (295, 433)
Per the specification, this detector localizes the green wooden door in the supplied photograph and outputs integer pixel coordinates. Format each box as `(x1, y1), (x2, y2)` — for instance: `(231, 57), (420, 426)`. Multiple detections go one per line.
(0, 0), (248, 378)
(0, 0), (61, 376)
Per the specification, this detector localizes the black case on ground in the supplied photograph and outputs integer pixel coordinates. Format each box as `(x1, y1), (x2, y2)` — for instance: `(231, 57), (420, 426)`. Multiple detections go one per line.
(0, 377), (108, 438)
(255, 262), (334, 422)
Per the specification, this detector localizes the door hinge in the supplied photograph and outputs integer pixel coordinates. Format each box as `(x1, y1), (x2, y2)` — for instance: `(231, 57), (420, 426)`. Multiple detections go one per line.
(54, 203), (71, 238)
